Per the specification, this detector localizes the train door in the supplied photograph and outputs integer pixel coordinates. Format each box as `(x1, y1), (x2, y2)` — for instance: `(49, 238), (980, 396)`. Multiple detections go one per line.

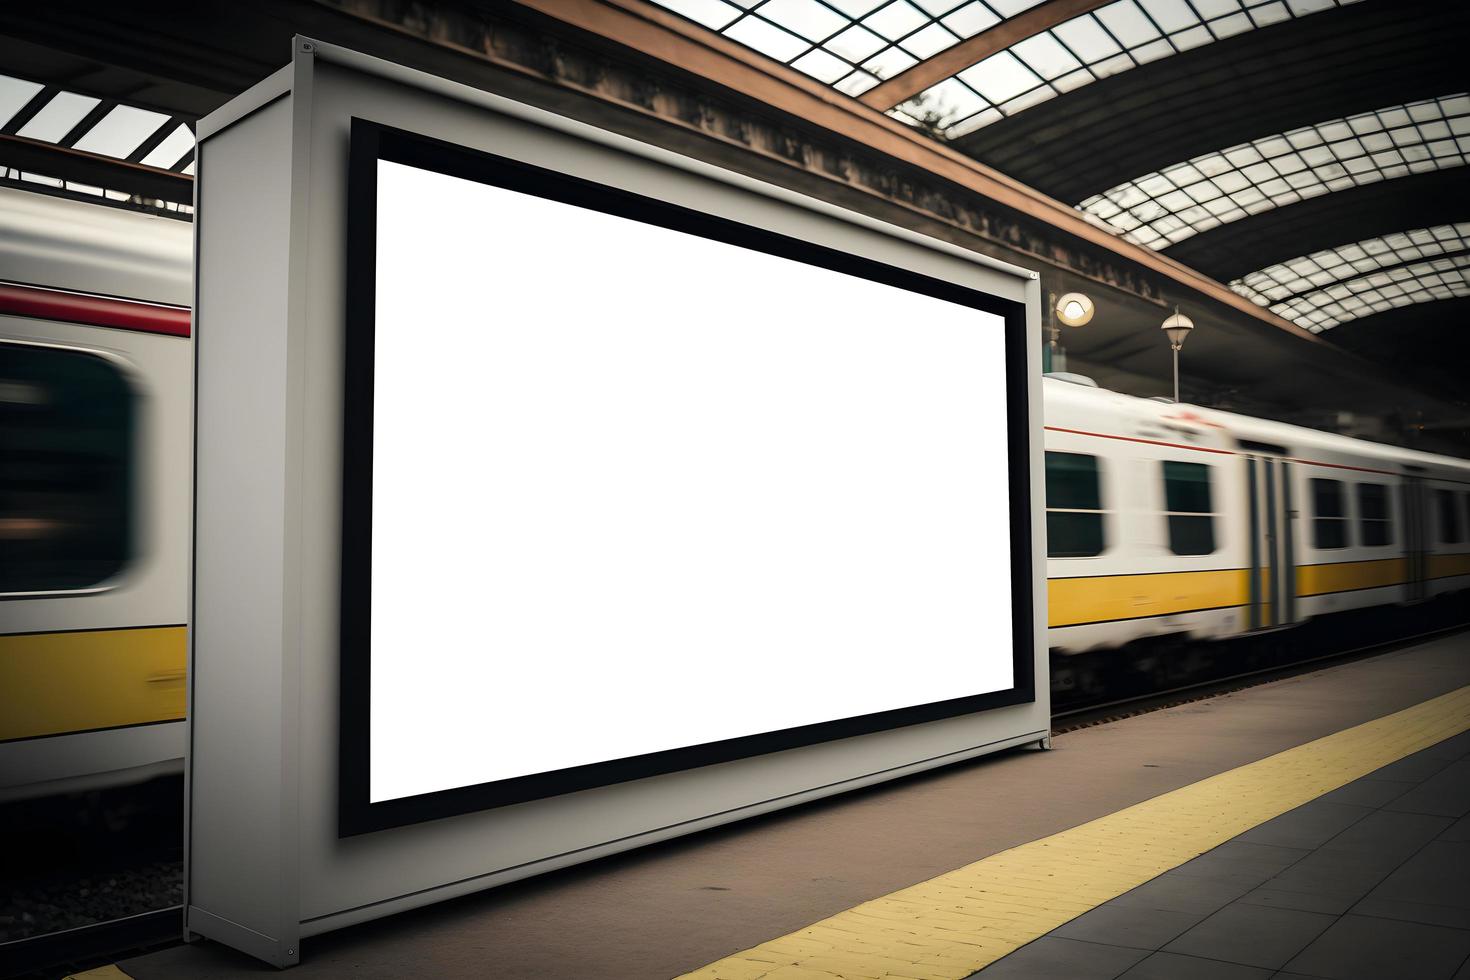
(1245, 453), (1298, 629)
(1401, 475), (1429, 601)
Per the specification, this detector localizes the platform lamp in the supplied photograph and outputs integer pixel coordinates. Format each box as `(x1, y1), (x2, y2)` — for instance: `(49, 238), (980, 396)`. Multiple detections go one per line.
(1161, 306), (1194, 403)
(1047, 291), (1094, 372)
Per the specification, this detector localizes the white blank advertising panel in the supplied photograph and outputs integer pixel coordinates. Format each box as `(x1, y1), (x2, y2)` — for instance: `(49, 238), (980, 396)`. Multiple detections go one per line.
(359, 139), (1017, 814)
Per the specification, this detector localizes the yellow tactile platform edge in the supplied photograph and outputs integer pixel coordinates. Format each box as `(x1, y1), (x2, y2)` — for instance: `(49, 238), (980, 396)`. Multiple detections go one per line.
(64, 966), (132, 980)
(679, 684), (1470, 980)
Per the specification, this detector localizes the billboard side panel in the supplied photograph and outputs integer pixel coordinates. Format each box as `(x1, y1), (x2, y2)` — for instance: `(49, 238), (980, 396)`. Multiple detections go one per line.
(188, 89), (301, 965)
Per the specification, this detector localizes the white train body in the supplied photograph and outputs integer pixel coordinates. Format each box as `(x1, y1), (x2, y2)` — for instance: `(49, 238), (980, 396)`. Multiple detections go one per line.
(1044, 377), (1470, 654)
(1, 184), (1467, 801)
(0, 187), (192, 801)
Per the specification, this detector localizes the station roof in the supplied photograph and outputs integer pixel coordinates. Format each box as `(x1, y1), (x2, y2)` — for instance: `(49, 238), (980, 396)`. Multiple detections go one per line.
(0, 71), (195, 212)
(645, 0), (1468, 356)
(0, 0), (1463, 442)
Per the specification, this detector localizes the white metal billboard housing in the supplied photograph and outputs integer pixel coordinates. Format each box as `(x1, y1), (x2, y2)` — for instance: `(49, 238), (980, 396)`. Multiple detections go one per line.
(188, 38), (1047, 967)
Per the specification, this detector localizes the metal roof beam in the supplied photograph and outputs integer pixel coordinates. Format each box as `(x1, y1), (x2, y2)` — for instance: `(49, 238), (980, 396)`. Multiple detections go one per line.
(0, 133), (192, 202)
(951, 0), (1465, 203)
(509, 0), (1322, 345)
(1164, 170), (1470, 283)
(857, 0), (1110, 113)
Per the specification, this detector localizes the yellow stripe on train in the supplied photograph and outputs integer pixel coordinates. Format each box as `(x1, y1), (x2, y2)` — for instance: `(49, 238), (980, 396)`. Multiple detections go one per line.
(1429, 553), (1470, 580)
(1297, 557), (1408, 597)
(0, 626), (186, 742)
(1051, 554), (1469, 629)
(1048, 569), (1250, 629)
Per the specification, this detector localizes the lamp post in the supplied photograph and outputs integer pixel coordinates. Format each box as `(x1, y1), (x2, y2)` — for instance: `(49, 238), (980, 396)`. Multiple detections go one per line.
(1047, 291), (1093, 372)
(1161, 307), (1194, 403)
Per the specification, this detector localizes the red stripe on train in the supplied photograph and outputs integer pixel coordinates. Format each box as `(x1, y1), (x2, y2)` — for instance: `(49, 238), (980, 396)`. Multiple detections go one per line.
(0, 282), (190, 338)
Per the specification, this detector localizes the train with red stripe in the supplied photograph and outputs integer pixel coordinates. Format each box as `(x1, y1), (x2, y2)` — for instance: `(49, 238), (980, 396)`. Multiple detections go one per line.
(1, 184), (1468, 801)
(1, 186), (191, 803)
(1043, 376), (1470, 687)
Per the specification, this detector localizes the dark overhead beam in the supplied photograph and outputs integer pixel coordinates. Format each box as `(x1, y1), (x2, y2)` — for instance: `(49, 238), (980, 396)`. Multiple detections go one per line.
(858, 0), (1110, 112)
(952, 0), (1468, 204)
(0, 6), (291, 121)
(1328, 296), (1470, 349)
(1162, 169), (1470, 283)
(1325, 297), (1470, 406)
(0, 134), (193, 203)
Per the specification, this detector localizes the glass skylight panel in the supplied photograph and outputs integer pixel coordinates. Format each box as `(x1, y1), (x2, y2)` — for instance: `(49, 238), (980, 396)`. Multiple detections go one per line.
(648, 0), (1362, 143)
(904, 21), (961, 58)
(900, 0), (1361, 138)
(646, 0), (1040, 107)
(986, 0), (1045, 14)
(0, 75), (43, 128)
(826, 0), (887, 15)
(656, 0), (742, 30)
(0, 73), (196, 182)
(959, 51), (1038, 103)
(942, 2), (1000, 37)
(1230, 223), (1470, 331)
(866, 0), (929, 39)
(725, 15), (809, 61)
(71, 104), (169, 158)
(761, 0), (849, 40)
(16, 90), (99, 143)
(913, 0), (967, 12)
(1079, 95), (1470, 250)
(792, 47), (852, 82)
(139, 123), (195, 170)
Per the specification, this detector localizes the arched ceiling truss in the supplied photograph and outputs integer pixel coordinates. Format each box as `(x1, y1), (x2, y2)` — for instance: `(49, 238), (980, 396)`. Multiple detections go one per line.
(646, 0), (1357, 133)
(1077, 95), (1470, 251)
(1231, 224), (1470, 333)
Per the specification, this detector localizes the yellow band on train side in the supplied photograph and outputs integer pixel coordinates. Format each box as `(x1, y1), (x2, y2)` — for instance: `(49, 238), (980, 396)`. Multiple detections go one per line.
(1429, 553), (1470, 580)
(1048, 568), (1250, 629)
(0, 626), (186, 742)
(1051, 554), (1470, 630)
(1296, 556), (1408, 597)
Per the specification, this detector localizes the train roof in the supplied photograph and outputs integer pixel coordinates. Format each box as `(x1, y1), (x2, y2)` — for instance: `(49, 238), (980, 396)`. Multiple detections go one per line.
(1043, 376), (1470, 480)
(0, 185), (192, 308)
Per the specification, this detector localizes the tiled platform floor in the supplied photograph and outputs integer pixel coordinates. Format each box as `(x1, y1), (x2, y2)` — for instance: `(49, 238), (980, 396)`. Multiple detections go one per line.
(972, 729), (1470, 980)
(117, 632), (1470, 978)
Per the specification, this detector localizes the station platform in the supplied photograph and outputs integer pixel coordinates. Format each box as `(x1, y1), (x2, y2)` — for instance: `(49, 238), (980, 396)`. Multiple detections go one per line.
(113, 632), (1470, 979)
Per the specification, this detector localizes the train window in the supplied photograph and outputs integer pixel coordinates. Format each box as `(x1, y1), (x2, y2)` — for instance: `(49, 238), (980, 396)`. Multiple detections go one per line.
(1437, 489), (1463, 544)
(1311, 479), (1349, 549)
(1356, 483), (1393, 547)
(1162, 461), (1215, 555)
(1045, 451), (1105, 557)
(0, 342), (133, 593)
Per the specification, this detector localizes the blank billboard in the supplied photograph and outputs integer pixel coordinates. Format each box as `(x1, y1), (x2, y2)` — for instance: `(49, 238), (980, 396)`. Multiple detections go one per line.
(340, 122), (1032, 833)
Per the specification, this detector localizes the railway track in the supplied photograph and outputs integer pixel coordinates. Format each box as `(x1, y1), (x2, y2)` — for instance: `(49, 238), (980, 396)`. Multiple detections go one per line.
(3, 614), (1465, 979)
(1052, 619), (1470, 735)
(0, 907), (180, 979)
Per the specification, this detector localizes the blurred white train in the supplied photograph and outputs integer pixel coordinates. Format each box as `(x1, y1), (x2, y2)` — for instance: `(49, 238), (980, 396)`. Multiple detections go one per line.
(1, 184), (1467, 802)
(1044, 376), (1470, 657)
(0, 186), (191, 803)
